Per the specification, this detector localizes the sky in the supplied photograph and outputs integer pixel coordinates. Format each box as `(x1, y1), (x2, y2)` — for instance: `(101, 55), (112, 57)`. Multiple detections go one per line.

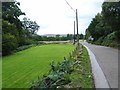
(17, 0), (104, 35)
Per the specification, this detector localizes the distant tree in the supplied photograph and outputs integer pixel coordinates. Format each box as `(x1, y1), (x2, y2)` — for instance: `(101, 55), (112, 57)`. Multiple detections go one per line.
(22, 17), (40, 34)
(85, 29), (91, 40)
(79, 34), (84, 39)
(55, 34), (60, 41)
(67, 34), (73, 40)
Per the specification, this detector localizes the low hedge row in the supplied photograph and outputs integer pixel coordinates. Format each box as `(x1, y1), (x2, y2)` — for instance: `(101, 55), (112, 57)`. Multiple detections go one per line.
(30, 58), (74, 89)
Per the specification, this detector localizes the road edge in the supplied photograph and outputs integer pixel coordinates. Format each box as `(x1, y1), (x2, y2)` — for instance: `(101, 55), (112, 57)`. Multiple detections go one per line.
(83, 44), (110, 88)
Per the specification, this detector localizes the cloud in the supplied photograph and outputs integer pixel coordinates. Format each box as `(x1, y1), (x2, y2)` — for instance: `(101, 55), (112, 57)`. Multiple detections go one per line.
(17, 0), (104, 35)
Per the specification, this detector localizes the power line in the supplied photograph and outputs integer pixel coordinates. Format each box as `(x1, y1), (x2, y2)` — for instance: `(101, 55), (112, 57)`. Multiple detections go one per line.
(64, 0), (75, 13)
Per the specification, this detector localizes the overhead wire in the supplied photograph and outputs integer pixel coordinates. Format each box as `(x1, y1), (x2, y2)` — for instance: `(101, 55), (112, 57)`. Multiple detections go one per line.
(64, 0), (75, 13)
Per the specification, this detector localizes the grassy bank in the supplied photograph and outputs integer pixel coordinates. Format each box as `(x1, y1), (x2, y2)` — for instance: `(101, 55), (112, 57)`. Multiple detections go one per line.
(2, 44), (74, 88)
(68, 45), (94, 88)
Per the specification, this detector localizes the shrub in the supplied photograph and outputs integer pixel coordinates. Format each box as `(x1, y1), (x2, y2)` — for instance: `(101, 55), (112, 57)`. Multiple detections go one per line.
(15, 44), (34, 52)
(24, 39), (34, 45)
(30, 58), (73, 89)
(95, 37), (104, 45)
(2, 33), (18, 55)
(34, 41), (46, 45)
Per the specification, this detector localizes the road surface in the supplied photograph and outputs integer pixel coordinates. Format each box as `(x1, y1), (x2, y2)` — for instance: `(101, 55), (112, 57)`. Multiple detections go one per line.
(81, 42), (119, 88)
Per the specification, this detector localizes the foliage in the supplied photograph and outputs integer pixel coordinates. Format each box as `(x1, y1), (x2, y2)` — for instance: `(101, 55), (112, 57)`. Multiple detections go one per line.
(79, 34), (84, 39)
(101, 32), (116, 46)
(30, 59), (73, 89)
(22, 17), (40, 34)
(85, 2), (120, 48)
(85, 29), (91, 40)
(86, 13), (108, 41)
(66, 34), (73, 40)
(69, 45), (93, 88)
(102, 2), (120, 32)
(36, 34), (74, 41)
(15, 44), (34, 52)
(2, 1), (40, 56)
(33, 34), (84, 41)
(2, 1), (25, 29)
(2, 33), (18, 55)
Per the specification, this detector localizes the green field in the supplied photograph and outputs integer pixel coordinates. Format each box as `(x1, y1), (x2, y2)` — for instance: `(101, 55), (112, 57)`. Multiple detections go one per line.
(2, 44), (74, 88)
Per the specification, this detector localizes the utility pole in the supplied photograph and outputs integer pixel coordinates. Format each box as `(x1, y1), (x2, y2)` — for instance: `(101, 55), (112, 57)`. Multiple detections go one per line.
(73, 21), (75, 44)
(76, 9), (79, 45)
(64, 0), (79, 45)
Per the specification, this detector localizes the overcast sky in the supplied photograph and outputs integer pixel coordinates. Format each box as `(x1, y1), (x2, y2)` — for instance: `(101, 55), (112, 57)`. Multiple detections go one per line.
(17, 0), (104, 35)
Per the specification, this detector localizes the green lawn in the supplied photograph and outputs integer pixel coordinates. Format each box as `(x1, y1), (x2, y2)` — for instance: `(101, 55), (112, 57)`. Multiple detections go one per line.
(2, 44), (74, 88)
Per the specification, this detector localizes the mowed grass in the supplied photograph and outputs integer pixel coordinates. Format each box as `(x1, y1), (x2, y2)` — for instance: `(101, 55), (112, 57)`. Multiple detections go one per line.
(2, 44), (74, 88)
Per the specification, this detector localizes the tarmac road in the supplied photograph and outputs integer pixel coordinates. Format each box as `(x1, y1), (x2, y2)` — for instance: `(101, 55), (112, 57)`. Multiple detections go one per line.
(81, 42), (119, 88)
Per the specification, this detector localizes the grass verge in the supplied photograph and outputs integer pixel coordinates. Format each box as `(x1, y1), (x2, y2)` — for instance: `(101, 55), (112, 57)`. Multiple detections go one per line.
(68, 44), (94, 88)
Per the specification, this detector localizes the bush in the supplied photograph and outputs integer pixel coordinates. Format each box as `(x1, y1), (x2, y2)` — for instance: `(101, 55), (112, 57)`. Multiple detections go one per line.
(15, 44), (34, 52)
(2, 33), (18, 56)
(30, 58), (73, 89)
(106, 32), (116, 41)
(92, 32), (120, 48)
(95, 37), (104, 45)
(24, 38), (34, 45)
(17, 41), (45, 51)
(34, 41), (46, 45)
(102, 32), (116, 45)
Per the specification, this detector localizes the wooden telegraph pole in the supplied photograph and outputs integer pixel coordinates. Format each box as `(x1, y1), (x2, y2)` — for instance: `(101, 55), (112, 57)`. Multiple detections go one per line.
(76, 9), (79, 45)
(73, 21), (75, 44)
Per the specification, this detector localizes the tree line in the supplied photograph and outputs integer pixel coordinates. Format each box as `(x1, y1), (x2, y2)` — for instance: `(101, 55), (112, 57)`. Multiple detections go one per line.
(2, 1), (40, 55)
(85, 2), (120, 48)
(2, 1), (85, 56)
(36, 34), (84, 41)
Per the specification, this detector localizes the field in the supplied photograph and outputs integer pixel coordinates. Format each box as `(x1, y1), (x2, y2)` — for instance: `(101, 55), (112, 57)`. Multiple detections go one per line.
(2, 44), (74, 88)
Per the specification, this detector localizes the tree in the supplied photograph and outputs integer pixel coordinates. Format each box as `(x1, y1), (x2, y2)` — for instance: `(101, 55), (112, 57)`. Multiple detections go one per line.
(55, 34), (60, 41)
(2, 1), (25, 29)
(67, 34), (73, 40)
(79, 34), (84, 39)
(2, 20), (19, 39)
(87, 12), (113, 41)
(102, 2), (120, 32)
(87, 13), (102, 41)
(86, 2), (120, 46)
(2, 33), (18, 55)
(102, 2), (120, 41)
(22, 17), (40, 34)
(2, 1), (41, 55)
(2, 1), (26, 46)
(85, 29), (91, 40)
